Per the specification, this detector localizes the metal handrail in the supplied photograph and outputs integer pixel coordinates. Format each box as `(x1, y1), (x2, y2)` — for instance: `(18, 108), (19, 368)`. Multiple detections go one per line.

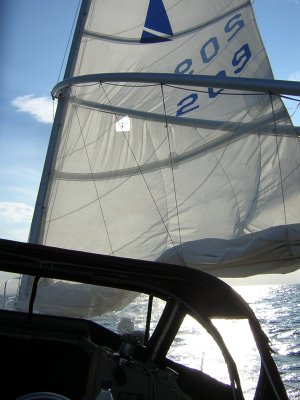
(51, 72), (300, 98)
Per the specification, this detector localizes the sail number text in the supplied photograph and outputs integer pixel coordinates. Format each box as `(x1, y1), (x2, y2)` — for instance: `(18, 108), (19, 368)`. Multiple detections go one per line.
(174, 14), (251, 117)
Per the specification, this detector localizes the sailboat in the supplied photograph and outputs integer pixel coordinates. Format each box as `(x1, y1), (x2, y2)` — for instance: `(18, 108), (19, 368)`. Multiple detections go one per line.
(0, 0), (300, 399)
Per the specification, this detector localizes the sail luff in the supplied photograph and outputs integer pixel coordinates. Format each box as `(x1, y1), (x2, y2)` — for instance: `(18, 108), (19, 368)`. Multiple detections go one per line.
(29, 0), (92, 244)
(17, 0), (93, 305)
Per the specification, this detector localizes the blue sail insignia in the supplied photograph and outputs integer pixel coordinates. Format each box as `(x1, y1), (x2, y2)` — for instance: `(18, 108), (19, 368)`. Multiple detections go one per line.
(141, 0), (173, 43)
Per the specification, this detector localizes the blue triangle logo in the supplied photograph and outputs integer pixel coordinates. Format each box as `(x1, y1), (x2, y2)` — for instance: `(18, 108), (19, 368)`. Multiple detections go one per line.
(141, 0), (173, 43)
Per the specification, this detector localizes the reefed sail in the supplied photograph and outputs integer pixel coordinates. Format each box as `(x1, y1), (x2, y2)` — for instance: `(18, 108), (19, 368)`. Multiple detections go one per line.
(29, 0), (299, 294)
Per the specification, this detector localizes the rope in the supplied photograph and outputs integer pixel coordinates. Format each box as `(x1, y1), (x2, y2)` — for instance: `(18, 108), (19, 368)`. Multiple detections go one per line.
(99, 82), (184, 260)
(56, 0), (82, 84)
(269, 93), (293, 258)
(160, 84), (185, 265)
(72, 88), (115, 255)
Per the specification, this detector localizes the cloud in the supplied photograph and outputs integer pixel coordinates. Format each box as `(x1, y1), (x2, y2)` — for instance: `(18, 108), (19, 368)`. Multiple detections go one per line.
(0, 202), (33, 224)
(12, 95), (56, 123)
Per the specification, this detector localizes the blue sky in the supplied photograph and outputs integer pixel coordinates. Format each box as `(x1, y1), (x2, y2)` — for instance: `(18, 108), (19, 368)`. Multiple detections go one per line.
(0, 0), (300, 284)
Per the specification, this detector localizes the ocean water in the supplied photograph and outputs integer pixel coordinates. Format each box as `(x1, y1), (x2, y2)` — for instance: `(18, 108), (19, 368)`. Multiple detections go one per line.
(95, 284), (300, 400)
(235, 284), (300, 400)
(165, 284), (300, 399)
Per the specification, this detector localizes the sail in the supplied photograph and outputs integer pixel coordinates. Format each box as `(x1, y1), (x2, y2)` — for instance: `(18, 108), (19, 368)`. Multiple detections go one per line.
(30, 0), (300, 281)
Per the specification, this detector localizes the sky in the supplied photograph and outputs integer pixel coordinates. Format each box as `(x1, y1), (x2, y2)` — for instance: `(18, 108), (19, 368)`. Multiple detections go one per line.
(0, 0), (300, 285)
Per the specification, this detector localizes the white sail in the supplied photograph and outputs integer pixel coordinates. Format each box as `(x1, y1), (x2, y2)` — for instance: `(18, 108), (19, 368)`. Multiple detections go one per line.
(31, 0), (300, 282)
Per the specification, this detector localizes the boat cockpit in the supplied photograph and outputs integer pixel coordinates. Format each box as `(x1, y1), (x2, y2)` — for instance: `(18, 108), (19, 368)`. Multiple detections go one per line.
(0, 239), (288, 400)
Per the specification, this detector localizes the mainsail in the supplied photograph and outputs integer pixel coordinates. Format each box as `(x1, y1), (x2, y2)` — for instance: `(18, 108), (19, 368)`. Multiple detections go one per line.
(25, 0), (299, 310)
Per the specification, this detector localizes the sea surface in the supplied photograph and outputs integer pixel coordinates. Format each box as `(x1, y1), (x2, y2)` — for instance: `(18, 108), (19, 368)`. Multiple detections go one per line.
(96, 284), (300, 400)
(235, 284), (300, 400)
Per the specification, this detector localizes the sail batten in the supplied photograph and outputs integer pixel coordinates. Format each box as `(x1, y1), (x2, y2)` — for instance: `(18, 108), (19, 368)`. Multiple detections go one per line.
(83, 1), (251, 43)
(74, 97), (295, 134)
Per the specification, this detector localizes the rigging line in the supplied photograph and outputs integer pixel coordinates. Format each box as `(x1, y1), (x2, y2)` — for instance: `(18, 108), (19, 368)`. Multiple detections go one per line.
(269, 93), (293, 258)
(101, 82), (159, 89)
(164, 83), (268, 96)
(290, 101), (300, 119)
(72, 88), (115, 256)
(73, 82), (101, 88)
(160, 84), (185, 265)
(86, 80), (273, 97)
(99, 83), (182, 258)
(280, 94), (300, 102)
(291, 106), (300, 121)
(57, 0), (82, 84)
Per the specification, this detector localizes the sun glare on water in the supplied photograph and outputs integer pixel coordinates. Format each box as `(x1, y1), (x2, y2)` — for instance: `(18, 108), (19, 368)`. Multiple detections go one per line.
(167, 312), (260, 400)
